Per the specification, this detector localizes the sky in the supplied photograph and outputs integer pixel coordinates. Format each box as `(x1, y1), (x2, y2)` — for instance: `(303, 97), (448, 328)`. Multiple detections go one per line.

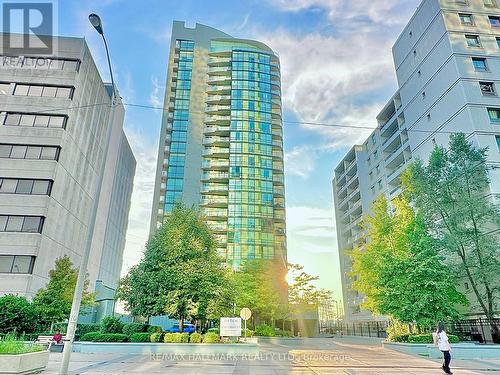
(54, 0), (422, 303)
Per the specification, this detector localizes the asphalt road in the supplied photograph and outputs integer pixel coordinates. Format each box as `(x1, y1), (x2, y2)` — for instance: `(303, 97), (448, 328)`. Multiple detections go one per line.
(44, 337), (499, 374)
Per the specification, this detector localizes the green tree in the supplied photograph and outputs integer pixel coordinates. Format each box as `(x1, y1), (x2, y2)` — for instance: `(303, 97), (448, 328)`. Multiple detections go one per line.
(233, 259), (288, 327)
(0, 295), (38, 334)
(351, 196), (466, 326)
(32, 255), (94, 327)
(117, 204), (227, 332)
(402, 133), (500, 325)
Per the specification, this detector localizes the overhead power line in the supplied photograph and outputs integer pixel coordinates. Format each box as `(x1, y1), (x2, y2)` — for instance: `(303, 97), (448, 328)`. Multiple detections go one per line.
(5, 100), (500, 138)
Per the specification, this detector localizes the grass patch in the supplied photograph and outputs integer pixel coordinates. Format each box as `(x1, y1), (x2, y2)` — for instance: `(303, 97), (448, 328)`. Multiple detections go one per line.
(0, 334), (44, 355)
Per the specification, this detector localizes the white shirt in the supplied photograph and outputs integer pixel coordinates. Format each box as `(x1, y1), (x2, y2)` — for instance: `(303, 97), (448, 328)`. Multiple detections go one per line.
(437, 331), (451, 351)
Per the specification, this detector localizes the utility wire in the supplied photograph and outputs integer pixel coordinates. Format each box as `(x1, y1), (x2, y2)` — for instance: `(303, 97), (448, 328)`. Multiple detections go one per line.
(4, 100), (500, 138)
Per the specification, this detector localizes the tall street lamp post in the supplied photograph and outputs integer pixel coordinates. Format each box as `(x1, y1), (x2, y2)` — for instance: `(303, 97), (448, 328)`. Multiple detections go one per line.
(58, 13), (117, 375)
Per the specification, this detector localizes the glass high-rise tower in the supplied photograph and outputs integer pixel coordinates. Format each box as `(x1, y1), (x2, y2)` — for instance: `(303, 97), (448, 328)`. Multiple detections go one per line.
(150, 22), (286, 269)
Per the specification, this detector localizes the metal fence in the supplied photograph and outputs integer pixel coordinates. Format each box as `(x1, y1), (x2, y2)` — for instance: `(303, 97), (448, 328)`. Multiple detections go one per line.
(322, 321), (389, 338)
(323, 319), (500, 344)
(451, 318), (500, 344)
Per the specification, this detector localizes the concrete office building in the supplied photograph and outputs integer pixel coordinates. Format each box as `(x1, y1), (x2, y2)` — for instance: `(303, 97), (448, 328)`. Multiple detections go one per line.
(0, 34), (136, 321)
(150, 22), (286, 269)
(333, 0), (500, 321)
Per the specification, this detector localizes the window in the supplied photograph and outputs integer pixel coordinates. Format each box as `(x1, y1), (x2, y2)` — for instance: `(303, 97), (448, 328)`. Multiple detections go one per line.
(465, 282), (470, 290)
(422, 91), (426, 99)
(13, 84), (74, 99)
(427, 113), (432, 121)
(484, 0), (497, 7)
(472, 57), (488, 71)
(2, 112), (67, 128)
(459, 13), (473, 25)
(0, 144), (60, 160)
(465, 34), (481, 47)
(0, 178), (52, 195)
(496, 135), (500, 150)
(489, 16), (500, 26)
(497, 37), (500, 47)
(0, 255), (35, 274)
(0, 82), (11, 95)
(480, 81), (496, 95)
(0, 216), (42, 233)
(487, 107), (500, 121)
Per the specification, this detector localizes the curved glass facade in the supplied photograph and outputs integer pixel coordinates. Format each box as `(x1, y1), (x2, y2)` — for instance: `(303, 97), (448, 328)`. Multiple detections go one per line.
(203, 43), (286, 268)
(152, 22), (286, 270)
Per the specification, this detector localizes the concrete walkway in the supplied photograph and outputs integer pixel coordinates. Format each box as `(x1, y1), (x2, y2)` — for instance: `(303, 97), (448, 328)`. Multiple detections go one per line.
(44, 337), (500, 374)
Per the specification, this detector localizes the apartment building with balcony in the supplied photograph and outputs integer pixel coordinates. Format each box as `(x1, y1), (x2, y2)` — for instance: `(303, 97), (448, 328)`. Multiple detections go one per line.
(150, 22), (286, 269)
(0, 34), (136, 321)
(333, 0), (500, 321)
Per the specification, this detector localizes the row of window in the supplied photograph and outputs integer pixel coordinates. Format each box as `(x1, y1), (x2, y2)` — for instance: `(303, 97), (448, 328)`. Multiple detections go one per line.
(231, 109), (272, 122)
(232, 61), (272, 73)
(0, 82), (74, 99)
(232, 89), (273, 102)
(231, 131), (273, 145)
(229, 179), (274, 192)
(0, 55), (80, 71)
(0, 178), (52, 195)
(230, 154), (273, 168)
(226, 245), (274, 260)
(230, 143), (273, 155)
(175, 40), (195, 51)
(232, 70), (272, 83)
(230, 120), (272, 134)
(0, 144), (60, 160)
(230, 166), (273, 180)
(1, 112), (67, 129)
(0, 215), (44, 233)
(231, 100), (273, 113)
(232, 51), (271, 65)
(0, 255), (35, 274)
(455, 0), (497, 8)
(458, 13), (500, 27)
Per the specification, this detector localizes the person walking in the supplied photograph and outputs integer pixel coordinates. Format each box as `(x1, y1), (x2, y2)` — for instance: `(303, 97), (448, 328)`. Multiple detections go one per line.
(434, 322), (453, 375)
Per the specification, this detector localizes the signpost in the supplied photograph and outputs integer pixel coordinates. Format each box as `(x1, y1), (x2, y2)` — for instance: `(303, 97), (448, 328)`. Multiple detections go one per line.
(220, 317), (242, 337)
(240, 307), (252, 340)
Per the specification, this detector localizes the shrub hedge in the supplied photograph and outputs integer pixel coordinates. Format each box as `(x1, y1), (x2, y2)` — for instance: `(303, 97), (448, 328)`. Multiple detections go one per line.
(150, 332), (163, 343)
(190, 332), (202, 343)
(180, 332), (189, 343)
(76, 324), (101, 340)
(203, 332), (220, 343)
(407, 333), (459, 344)
(129, 333), (151, 342)
(81, 332), (101, 341)
(93, 333), (128, 342)
(255, 324), (275, 337)
(100, 316), (124, 334)
(148, 325), (162, 333)
(207, 327), (219, 334)
(122, 323), (147, 336)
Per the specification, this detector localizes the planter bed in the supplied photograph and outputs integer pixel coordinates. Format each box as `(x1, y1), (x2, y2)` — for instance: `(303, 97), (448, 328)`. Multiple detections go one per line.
(383, 341), (500, 359)
(73, 342), (259, 355)
(0, 351), (50, 374)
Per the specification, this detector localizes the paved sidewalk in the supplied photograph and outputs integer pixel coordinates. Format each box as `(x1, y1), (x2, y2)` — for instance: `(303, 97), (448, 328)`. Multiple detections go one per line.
(43, 338), (500, 374)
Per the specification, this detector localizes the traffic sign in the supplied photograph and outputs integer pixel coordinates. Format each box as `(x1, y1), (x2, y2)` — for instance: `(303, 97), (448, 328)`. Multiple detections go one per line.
(240, 307), (251, 321)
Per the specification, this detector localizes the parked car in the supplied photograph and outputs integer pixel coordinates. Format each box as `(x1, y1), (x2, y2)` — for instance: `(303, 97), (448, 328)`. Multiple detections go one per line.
(170, 323), (195, 333)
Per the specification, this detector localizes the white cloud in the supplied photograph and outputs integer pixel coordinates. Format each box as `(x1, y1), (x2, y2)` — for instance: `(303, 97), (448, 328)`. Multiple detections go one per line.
(121, 127), (158, 274)
(258, 29), (393, 150)
(286, 206), (336, 253)
(285, 145), (317, 179)
(149, 76), (164, 107)
(269, 0), (418, 26)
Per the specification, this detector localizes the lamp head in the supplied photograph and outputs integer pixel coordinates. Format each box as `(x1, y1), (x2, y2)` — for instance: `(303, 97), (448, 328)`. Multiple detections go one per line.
(89, 13), (103, 35)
